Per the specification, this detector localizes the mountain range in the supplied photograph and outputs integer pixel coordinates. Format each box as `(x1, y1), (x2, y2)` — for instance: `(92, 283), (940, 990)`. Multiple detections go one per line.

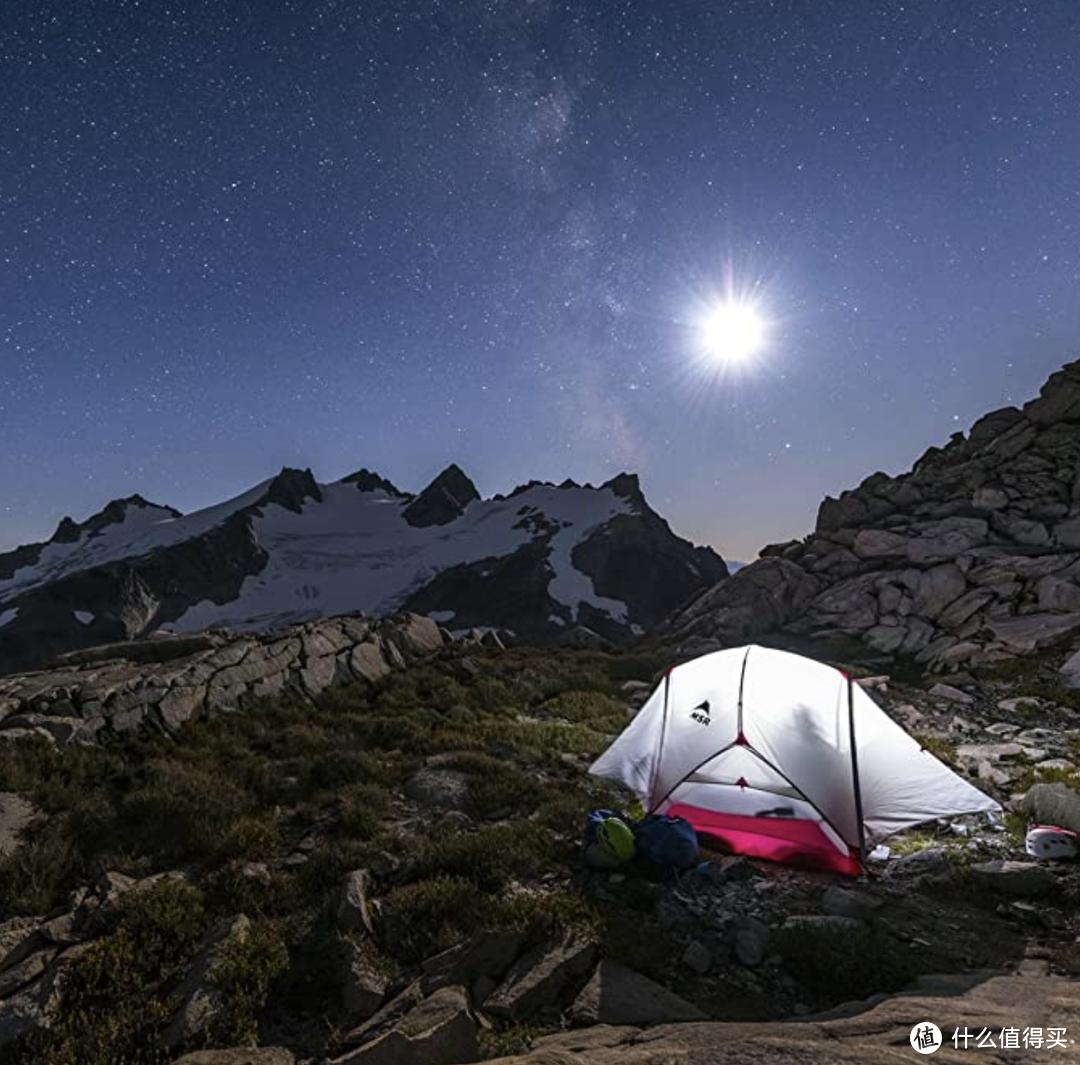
(0, 465), (726, 675)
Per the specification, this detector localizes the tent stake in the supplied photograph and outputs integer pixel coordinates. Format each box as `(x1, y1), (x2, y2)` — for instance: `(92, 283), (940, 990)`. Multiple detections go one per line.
(848, 675), (867, 861)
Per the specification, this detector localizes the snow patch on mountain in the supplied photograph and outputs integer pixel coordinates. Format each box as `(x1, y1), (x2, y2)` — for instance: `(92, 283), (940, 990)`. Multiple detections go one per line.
(168, 480), (634, 633)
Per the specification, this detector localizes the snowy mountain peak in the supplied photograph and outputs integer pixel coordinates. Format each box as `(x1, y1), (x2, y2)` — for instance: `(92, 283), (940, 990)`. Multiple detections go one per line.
(600, 472), (645, 508)
(338, 468), (407, 497)
(403, 464), (481, 527)
(51, 494), (181, 545)
(257, 467), (323, 515)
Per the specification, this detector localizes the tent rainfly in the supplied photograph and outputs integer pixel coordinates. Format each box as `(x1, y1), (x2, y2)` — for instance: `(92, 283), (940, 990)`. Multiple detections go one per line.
(589, 645), (1001, 875)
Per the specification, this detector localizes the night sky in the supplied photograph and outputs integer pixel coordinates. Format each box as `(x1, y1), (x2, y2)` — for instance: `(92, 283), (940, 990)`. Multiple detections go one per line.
(3, 2), (1079, 562)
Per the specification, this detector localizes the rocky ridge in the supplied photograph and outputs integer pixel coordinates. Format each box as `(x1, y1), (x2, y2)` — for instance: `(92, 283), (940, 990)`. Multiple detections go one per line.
(668, 357), (1080, 672)
(0, 612), (453, 746)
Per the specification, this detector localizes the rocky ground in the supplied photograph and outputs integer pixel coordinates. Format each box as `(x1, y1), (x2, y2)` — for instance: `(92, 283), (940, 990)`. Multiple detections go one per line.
(0, 630), (1079, 1064)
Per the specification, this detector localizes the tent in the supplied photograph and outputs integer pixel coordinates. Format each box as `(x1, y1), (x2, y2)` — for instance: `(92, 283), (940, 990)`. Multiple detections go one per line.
(589, 645), (1001, 875)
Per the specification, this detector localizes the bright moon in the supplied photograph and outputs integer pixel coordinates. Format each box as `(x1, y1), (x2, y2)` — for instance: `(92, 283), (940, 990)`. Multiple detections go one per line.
(700, 302), (765, 364)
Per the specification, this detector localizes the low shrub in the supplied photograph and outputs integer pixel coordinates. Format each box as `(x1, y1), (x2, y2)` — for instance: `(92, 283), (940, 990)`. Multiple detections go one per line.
(914, 735), (957, 767)
(413, 822), (554, 892)
(379, 875), (488, 962)
(1013, 763), (1080, 793)
(14, 879), (208, 1065)
(478, 1025), (542, 1059)
(207, 919), (289, 1046)
(337, 782), (393, 841)
(770, 923), (923, 1005)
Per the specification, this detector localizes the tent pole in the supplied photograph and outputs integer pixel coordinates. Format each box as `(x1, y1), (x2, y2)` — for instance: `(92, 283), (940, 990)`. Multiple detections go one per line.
(648, 670), (672, 814)
(848, 675), (867, 861)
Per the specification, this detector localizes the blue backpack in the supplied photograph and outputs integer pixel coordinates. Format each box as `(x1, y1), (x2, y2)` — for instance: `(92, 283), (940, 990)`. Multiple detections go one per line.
(633, 814), (700, 870)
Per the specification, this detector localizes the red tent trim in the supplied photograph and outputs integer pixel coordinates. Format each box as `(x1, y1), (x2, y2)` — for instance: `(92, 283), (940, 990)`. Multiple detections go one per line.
(668, 802), (864, 876)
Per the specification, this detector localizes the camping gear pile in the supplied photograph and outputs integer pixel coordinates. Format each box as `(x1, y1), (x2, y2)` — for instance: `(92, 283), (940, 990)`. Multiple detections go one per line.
(588, 644), (1003, 875)
(583, 810), (700, 871)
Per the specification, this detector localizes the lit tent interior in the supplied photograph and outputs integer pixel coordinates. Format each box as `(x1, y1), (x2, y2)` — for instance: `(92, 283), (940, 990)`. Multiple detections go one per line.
(589, 645), (1002, 874)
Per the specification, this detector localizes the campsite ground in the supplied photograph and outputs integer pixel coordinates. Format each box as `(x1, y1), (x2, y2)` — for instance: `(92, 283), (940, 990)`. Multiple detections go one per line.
(0, 638), (1078, 1063)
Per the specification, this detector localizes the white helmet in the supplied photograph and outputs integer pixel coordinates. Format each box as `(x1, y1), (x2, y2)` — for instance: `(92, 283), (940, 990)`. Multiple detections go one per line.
(1025, 825), (1078, 861)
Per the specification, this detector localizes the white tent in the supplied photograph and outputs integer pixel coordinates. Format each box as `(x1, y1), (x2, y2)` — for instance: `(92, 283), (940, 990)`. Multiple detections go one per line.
(590, 645), (1001, 874)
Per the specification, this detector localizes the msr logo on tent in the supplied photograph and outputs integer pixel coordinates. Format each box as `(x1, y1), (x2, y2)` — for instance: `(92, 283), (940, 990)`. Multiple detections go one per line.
(690, 700), (711, 726)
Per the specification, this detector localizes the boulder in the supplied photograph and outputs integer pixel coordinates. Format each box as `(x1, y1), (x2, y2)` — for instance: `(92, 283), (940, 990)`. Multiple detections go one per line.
(161, 914), (251, 1050)
(912, 565), (967, 620)
(928, 683), (974, 706)
(973, 487), (1010, 511)
(1023, 783), (1080, 836)
(1060, 648), (1080, 689)
(937, 587), (994, 629)
(349, 641), (392, 684)
(907, 518), (988, 564)
(1036, 576), (1080, 613)
(1035, 758), (1076, 772)
(955, 742), (1026, 764)
(339, 937), (390, 1023)
(1055, 516), (1080, 550)
(421, 930), (523, 999)
(337, 869), (376, 936)
(988, 613), (1080, 654)
(993, 513), (1050, 547)
(0, 950), (70, 1050)
(569, 961), (706, 1025)
(971, 860), (1057, 898)
(820, 886), (883, 923)
(681, 941), (712, 974)
(384, 614), (445, 660)
(732, 918), (770, 969)
(852, 530), (908, 559)
(0, 946), (60, 999)
(483, 939), (597, 1022)
(333, 984), (478, 1065)
(0, 917), (44, 969)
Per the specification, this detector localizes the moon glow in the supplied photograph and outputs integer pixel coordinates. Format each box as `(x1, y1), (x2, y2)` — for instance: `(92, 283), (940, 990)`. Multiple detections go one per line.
(699, 301), (766, 364)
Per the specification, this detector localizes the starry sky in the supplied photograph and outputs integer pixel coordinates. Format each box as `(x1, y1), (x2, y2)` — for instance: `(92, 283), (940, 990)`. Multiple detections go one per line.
(3, 2), (1079, 562)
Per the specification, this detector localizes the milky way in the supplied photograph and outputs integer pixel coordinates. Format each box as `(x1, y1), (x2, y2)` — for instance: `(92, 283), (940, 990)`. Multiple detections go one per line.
(2, 2), (1079, 559)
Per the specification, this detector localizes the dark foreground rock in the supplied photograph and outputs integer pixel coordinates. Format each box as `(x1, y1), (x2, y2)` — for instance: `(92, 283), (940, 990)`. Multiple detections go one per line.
(483, 963), (1080, 1065)
(332, 984), (478, 1065)
(569, 961), (707, 1026)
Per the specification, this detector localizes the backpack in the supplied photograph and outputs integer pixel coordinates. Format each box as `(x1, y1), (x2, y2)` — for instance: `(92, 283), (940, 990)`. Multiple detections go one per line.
(633, 814), (699, 870)
(583, 808), (627, 847)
